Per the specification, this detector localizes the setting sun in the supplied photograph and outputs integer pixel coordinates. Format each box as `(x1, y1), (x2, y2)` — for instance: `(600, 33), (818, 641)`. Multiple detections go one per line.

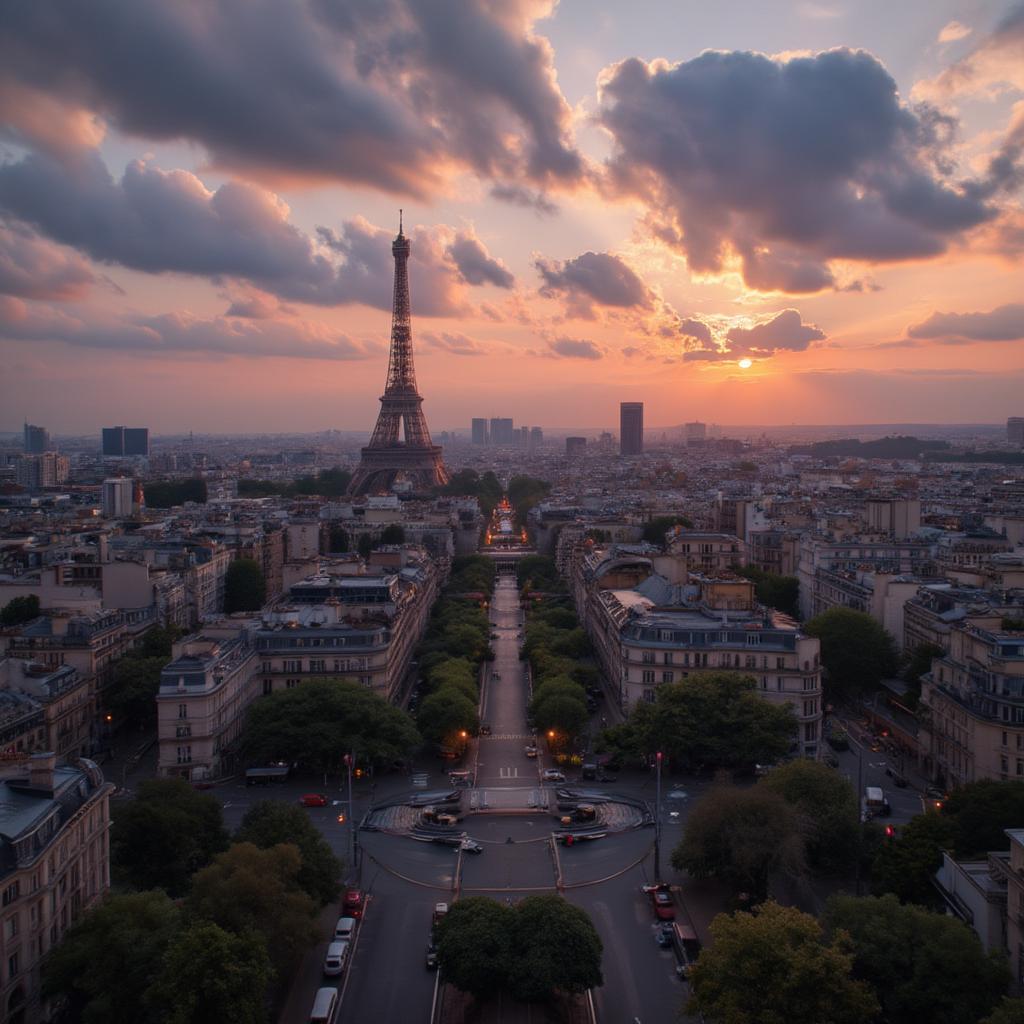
(738, 358), (753, 369)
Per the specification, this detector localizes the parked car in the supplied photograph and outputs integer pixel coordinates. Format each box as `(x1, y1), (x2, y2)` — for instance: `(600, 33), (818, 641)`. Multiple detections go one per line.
(643, 884), (676, 921)
(322, 940), (349, 977)
(425, 942), (439, 970)
(524, 745), (538, 758)
(299, 793), (328, 807)
(343, 889), (364, 919)
(656, 922), (675, 948)
(334, 916), (356, 941)
(542, 769), (566, 782)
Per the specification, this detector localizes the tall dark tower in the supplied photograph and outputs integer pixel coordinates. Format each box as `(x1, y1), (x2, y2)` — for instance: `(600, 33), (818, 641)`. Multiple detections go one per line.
(349, 213), (450, 495)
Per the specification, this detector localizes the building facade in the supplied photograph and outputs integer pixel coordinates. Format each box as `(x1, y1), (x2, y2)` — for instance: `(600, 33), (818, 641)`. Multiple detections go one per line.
(619, 402), (643, 457)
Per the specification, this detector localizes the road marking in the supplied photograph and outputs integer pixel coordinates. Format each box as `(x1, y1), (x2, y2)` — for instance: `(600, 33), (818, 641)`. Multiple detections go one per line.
(499, 766), (519, 779)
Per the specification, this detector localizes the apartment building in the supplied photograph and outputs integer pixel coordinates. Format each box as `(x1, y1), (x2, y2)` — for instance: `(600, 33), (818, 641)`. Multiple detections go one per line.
(0, 662), (95, 762)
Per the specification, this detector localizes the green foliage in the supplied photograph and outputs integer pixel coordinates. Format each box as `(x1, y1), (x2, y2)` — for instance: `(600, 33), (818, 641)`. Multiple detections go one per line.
(136, 624), (184, 659)
(687, 902), (879, 1024)
(734, 566), (800, 619)
(517, 554), (562, 591)
(531, 691), (588, 738)
(803, 607), (899, 702)
(417, 688), (478, 747)
(448, 555), (496, 595)
(185, 842), (320, 979)
(641, 515), (693, 546)
(760, 759), (859, 872)
(982, 999), (1024, 1024)
(672, 786), (803, 900)
(823, 893), (1009, 1024)
(237, 479), (290, 498)
(357, 533), (373, 558)
(441, 469), (504, 516)
(235, 800), (342, 907)
(435, 897), (514, 999)
(241, 679), (420, 770)
(507, 895), (603, 1002)
(224, 558), (266, 613)
(327, 523), (350, 552)
(105, 655), (167, 730)
(143, 478), (207, 508)
(41, 890), (182, 1024)
(291, 467), (352, 497)
(0, 593), (40, 626)
(147, 921), (272, 1024)
(111, 778), (229, 896)
(942, 779), (1024, 857)
(507, 475), (551, 526)
(379, 523), (405, 545)
(604, 671), (796, 772)
(870, 811), (956, 907)
(902, 641), (943, 688)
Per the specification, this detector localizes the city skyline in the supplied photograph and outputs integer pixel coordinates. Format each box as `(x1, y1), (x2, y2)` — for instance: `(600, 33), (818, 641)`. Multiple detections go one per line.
(2, 1), (1023, 432)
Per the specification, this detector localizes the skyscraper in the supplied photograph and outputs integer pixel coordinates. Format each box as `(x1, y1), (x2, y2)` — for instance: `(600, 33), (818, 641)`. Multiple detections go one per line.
(124, 428), (149, 456)
(489, 418), (514, 446)
(529, 426), (543, 454)
(620, 402), (643, 456)
(1009, 417), (1024, 446)
(566, 436), (587, 459)
(348, 214), (449, 495)
(102, 477), (134, 518)
(102, 426), (124, 456)
(23, 423), (49, 453)
(471, 418), (489, 445)
(685, 421), (707, 446)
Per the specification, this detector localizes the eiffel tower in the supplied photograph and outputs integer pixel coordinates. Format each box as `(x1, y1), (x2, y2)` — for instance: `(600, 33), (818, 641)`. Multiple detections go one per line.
(348, 213), (450, 496)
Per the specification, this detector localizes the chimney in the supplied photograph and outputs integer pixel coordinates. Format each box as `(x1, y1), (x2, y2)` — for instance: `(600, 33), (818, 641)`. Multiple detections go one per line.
(29, 751), (56, 793)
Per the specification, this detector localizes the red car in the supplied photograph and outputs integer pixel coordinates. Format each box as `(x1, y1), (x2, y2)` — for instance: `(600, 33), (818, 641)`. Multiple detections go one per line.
(344, 889), (365, 919)
(298, 793), (328, 807)
(644, 884), (676, 921)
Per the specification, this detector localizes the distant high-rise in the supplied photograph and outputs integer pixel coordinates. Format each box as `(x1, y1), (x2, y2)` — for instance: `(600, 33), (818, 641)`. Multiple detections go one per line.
(124, 428), (149, 456)
(489, 418), (514, 446)
(620, 402), (643, 456)
(685, 421), (707, 446)
(23, 423), (49, 453)
(471, 418), (489, 445)
(16, 452), (69, 489)
(517, 426), (529, 447)
(566, 436), (587, 459)
(102, 477), (134, 518)
(529, 426), (543, 454)
(1009, 417), (1024, 446)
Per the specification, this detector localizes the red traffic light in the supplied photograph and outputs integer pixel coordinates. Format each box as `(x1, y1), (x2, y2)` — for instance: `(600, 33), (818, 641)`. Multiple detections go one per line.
(884, 825), (895, 838)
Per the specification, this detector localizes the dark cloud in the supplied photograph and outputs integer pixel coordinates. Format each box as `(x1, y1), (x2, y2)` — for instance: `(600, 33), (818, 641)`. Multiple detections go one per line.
(0, 221), (94, 300)
(547, 336), (604, 360)
(0, 0), (582, 194)
(0, 150), (505, 315)
(907, 302), (1024, 342)
(535, 251), (653, 317)
(445, 233), (514, 288)
(683, 309), (825, 361)
(490, 184), (559, 215)
(679, 317), (713, 346)
(598, 48), (997, 292)
(420, 330), (487, 356)
(0, 295), (379, 360)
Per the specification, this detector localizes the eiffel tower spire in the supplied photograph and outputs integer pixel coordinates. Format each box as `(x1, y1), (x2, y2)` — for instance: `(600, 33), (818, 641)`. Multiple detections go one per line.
(348, 215), (449, 496)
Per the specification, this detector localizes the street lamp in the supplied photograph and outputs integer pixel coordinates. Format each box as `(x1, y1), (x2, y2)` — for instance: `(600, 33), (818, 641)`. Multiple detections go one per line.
(343, 752), (357, 873)
(654, 751), (663, 882)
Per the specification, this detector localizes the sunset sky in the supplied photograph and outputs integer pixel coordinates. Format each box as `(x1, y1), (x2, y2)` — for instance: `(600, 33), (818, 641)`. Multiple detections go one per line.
(1, 0), (1023, 433)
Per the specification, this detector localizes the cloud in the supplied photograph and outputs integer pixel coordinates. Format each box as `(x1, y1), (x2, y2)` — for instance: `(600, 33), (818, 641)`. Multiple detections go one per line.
(0, 150), (508, 315)
(938, 20), (973, 44)
(535, 251), (653, 317)
(490, 184), (559, 215)
(547, 336), (604, 359)
(421, 330), (488, 356)
(445, 233), (515, 288)
(597, 48), (998, 292)
(682, 309), (825, 361)
(678, 317), (713, 346)
(0, 295), (378, 360)
(0, 221), (94, 300)
(907, 302), (1024, 342)
(0, 0), (582, 194)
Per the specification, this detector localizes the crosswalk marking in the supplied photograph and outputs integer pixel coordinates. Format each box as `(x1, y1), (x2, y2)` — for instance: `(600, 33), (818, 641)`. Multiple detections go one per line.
(499, 766), (519, 779)
(479, 734), (533, 741)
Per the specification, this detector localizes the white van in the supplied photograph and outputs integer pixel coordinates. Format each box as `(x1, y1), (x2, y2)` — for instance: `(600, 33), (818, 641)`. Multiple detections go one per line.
(334, 916), (356, 941)
(323, 940), (350, 977)
(310, 987), (338, 1024)
(862, 786), (891, 821)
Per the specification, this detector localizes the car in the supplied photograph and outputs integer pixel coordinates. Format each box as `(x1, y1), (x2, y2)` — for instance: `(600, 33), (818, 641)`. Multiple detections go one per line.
(542, 769), (566, 782)
(343, 889), (364, 919)
(644, 884), (676, 920)
(459, 839), (483, 854)
(334, 916), (357, 941)
(425, 942), (439, 970)
(666, 788), (689, 801)
(479, 723), (492, 736)
(754, 763), (775, 777)
(656, 922), (675, 948)
(926, 784), (947, 800)
(299, 793), (328, 807)
(524, 745), (538, 758)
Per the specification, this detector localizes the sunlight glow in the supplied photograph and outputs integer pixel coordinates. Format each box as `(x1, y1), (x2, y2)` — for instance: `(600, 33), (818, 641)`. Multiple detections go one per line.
(738, 358), (753, 369)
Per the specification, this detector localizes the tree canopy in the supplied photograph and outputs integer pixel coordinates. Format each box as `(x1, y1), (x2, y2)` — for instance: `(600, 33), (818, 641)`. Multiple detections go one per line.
(379, 523), (405, 545)
(507, 475), (550, 526)
(235, 800), (342, 906)
(440, 469), (504, 517)
(672, 786), (803, 901)
(417, 688), (478, 748)
(641, 515), (693, 546)
(823, 893), (1009, 1024)
(803, 607), (899, 702)
(223, 558), (266, 613)
(517, 554), (562, 591)
(0, 593), (40, 626)
(104, 655), (168, 730)
(982, 1000), (1024, 1024)
(241, 679), (421, 771)
(110, 778), (229, 896)
(734, 566), (800, 619)
(143, 478), (207, 508)
(435, 897), (514, 1000)
(687, 902), (879, 1024)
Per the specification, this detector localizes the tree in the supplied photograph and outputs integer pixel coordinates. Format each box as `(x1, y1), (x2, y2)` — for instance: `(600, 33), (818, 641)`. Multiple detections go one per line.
(417, 688), (479, 748)
(686, 902), (879, 1024)
(734, 566), (800, 619)
(507, 895), (602, 1002)
(641, 515), (693, 546)
(672, 786), (803, 901)
(435, 896), (514, 999)
(823, 893), (1009, 1024)
(982, 999), (1024, 1024)
(105, 655), (167, 729)
(224, 558), (266, 613)
(516, 555), (562, 591)
(357, 533), (373, 559)
(903, 641), (943, 690)
(760, 759), (859, 872)
(241, 679), (420, 771)
(186, 842), (320, 977)
(803, 607), (899, 702)
(869, 810), (954, 907)
(619, 672), (796, 772)
(507, 475), (551, 526)
(235, 800), (342, 906)
(111, 778), (229, 896)
(942, 780), (1024, 857)
(327, 524), (350, 553)
(531, 692), (589, 738)
(379, 523), (405, 545)
(0, 593), (40, 626)
(143, 478), (207, 508)
(41, 890), (182, 1024)
(136, 624), (185, 659)
(146, 921), (272, 1024)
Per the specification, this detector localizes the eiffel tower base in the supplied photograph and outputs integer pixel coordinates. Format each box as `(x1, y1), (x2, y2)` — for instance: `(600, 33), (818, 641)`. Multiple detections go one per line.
(348, 444), (450, 496)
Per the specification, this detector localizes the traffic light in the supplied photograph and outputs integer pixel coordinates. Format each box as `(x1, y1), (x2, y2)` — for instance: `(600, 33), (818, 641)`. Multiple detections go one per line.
(337, 812), (346, 824)
(104, 713), (112, 723)
(884, 825), (895, 838)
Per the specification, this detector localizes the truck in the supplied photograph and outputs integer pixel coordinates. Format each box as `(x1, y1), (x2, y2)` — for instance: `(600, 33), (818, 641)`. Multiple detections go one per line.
(245, 765), (289, 786)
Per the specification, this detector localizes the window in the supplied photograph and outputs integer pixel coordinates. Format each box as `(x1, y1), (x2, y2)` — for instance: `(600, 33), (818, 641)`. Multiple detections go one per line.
(641, 651), (655, 665)
(1, 883), (19, 908)
(262, 662), (271, 674)
(642, 689), (656, 704)
(176, 746), (192, 764)
(4, 915), (18, 939)
(745, 655), (756, 668)
(803, 677), (816, 691)
(284, 659), (301, 672)
(262, 679), (273, 695)
(661, 672), (674, 684)
(177, 704), (187, 720)
(310, 659), (325, 672)
(746, 634), (760, 645)
(803, 699), (817, 717)
(175, 726), (191, 739)
(1018, 760), (1024, 777)
(286, 678), (300, 689)
(777, 657), (785, 669)
(642, 670), (655, 684)
(804, 721), (818, 741)
(663, 652), (673, 665)
(7, 952), (17, 978)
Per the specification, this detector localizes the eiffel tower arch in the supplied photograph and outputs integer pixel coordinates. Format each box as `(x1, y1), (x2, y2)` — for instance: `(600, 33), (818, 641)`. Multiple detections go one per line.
(348, 214), (450, 496)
